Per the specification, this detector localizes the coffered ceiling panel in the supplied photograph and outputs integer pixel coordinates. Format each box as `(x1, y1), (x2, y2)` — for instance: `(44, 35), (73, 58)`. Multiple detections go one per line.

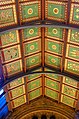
(61, 95), (76, 108)
(70, 3), (79, 24)
(68, 29), (79, 45)
(12, 95), (26, 108)
(45, 88), (59, 101)
(45, 68), (61, 82)
(28, 78), (42, 92)
(22, 27), (41, 41)
(29, 88), (42, 101)
(7, 78), (24, 89)
(45, 27), (65, 41)
(9, 85), (25, 99)
(0, 30), (19, 48)
(0, 5), (17, 27)
(20, 1), (41, 22)
(45, 53), (62, 69)
(25, 53), (41, 69)
(45, 1), (67, 22)
(45, 38), (63, 55)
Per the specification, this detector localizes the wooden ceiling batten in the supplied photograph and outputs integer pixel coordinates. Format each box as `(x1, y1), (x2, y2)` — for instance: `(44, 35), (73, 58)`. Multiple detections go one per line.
(41, 0), (45, 97)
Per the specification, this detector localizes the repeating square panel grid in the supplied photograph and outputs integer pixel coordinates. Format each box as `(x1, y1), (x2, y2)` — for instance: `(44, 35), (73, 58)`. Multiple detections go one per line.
(45, 1), (67, 22)
(20, 1), (41, 22)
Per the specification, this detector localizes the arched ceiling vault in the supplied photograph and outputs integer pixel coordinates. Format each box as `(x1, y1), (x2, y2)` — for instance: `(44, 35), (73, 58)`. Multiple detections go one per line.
(0, 0), (79, 118)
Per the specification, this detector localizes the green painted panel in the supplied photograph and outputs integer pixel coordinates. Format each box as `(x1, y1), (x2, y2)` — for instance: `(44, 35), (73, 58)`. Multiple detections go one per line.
(2, 45), (20, 62)
(62, 95), (75, 107)
(9, 78), (24, 88)
(70, 30), (79, 43)
(45, 54), (61, 67)
(45, 78), (59, 91)
(28, 68), (41, 81)
(64, 77), (77, 87)
(28, 74), (40, 81)
(4, 60), (22, 76)
(0, 8), (14, 24)
(0, 30), (18, 47)
(73, 7), (79, 21)
(66, 60), (79, 74)
(11, 85), (25, 98)
(29, 88), (41, 100)
(22, 4), (38, 19)
(63, 85), (77, 98)
(45, 88), (58, 100)
(13, 95), (26, 108)
(68, 45), (79, 59)
(26, 54), (41, 68)
(47, 40), (62, 54)
(23, 27), (39, 39)
(24, 40), (40, 55)
(47, 27), (63, 39)
(28, 78), (41, 91)
(48, 3), (65, 19)
(45, 68), (60, 81)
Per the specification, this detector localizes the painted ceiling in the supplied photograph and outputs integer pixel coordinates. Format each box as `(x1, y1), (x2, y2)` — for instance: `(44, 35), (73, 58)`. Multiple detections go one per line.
(0, 0), (79, 118)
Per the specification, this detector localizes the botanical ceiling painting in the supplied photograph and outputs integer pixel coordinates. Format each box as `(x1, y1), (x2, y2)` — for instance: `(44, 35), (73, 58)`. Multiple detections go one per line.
(0, 0), (79, 118)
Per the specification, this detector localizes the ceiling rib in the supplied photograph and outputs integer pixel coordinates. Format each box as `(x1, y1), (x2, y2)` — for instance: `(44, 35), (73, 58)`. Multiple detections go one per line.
(41, 0), (45, 97)
(1, 20), (79, 34)
(1, 70), (79, 91)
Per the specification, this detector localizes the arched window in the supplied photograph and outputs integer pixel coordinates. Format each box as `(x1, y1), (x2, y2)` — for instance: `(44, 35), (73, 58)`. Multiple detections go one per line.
(50, 115), (56, 119)
(32, 115), (38, 119)
(41, 115), (47, 119)
(0, 89), (8, 119)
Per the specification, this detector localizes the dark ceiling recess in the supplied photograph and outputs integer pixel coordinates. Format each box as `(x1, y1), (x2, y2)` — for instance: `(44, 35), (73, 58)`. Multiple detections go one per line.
(50, 115), (56, 119)
(41, 115), (47, 119)
(32, 116), (38, 119)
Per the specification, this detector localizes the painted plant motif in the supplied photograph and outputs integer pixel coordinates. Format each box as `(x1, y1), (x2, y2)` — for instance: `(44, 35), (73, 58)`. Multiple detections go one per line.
(0, 31), (18, 47)
(2, 45), (20, 62)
